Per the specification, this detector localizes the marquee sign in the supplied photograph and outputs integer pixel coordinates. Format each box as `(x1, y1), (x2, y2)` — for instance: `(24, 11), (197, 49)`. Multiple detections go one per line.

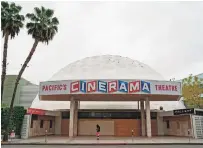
(70, 80), (151, 93)
(39, 79), (181, 96)
(173, 108), (194, 115)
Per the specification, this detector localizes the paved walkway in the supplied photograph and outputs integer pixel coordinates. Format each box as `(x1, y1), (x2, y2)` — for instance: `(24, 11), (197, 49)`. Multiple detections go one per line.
(7, 136), (203, 144)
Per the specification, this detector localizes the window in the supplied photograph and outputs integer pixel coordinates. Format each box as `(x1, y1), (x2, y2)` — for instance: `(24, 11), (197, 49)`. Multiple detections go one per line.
(166, 120), (170, 129)
(30, 114), (38, 128)
(78, 111), (141, 119)
(30, 120), (33, 128)
(32, 114), (38, 120)
(196, 111), (203, 116)
(40, 120), (44, 128)
(78, 112), (89, 118)
(151, 112), (157, 119)
(61, 112), (70, 119)
(50, 120), (52, 128)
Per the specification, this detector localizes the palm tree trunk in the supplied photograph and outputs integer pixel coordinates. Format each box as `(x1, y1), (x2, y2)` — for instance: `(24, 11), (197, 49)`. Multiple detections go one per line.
(3, 40), (39, 142)
(1, 32), (9, 101)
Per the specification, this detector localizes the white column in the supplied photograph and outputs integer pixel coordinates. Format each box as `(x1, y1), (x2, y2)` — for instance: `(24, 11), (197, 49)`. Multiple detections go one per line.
(137, 101), (140, 110)
(78, 101), (80, 109)
(157, 112), (164, 136)
(189, 114), (194, 138)
(145, 97), (151, 137)
(140, 100), (145, 136)
(73, 101), (78, 136)
(69, 98), (75, 138)
(54, 113), (61, 135)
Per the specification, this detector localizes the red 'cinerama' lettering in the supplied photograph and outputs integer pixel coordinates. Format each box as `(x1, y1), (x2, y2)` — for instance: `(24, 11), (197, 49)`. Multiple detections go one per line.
(155, 85), (177, 91)
(42, 84), (67, 91)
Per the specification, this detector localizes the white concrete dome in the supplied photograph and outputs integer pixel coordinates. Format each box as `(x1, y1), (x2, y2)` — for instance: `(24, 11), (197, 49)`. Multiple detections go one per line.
(50, 55), (165, 81)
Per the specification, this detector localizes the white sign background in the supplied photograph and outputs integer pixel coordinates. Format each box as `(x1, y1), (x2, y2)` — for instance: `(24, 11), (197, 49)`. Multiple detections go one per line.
(39, 79), (181, 96)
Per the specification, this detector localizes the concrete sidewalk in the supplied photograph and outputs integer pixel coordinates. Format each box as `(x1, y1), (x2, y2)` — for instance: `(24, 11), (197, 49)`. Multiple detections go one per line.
(3, 136), (203, 145)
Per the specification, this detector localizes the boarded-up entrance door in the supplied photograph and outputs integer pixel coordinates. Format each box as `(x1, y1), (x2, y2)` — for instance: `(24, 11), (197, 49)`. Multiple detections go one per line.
(61, 119), (69, 135)
(78, 119), (114, 136)
(115, 119), (141, 136)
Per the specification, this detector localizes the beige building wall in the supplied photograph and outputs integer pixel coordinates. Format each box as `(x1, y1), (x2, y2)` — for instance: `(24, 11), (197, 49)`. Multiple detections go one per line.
(157, 116), (164, 136)
(78, 119), (114, 136)
(77, 119), (157, 137)
(29, 115), (55, 137)
(55, 114), (62, 135)
(114, 119), (141, 136)
(151, 119), (158, 136)
(61, 119), (69, 135)
(163, 115), (191, 137)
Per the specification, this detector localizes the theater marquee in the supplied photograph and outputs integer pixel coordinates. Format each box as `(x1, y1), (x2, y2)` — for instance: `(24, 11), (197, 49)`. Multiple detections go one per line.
(39, 79), (181, 96)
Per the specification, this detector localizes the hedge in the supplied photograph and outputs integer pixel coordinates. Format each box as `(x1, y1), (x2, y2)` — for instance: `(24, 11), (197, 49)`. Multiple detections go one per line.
(1, 106), (26, 135)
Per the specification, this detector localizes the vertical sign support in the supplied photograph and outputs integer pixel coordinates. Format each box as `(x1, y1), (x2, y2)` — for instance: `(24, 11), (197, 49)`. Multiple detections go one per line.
(45, 129), (47, 143)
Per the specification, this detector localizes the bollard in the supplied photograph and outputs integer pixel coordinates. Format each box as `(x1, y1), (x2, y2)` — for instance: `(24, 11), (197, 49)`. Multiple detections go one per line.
(188, 129), (190, 143)
(131, 129), (134, 141)
(45, 130), (47, 143)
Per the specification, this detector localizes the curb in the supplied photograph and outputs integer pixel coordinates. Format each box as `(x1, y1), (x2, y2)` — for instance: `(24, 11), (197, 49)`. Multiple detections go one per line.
(2, 143), (203, 145)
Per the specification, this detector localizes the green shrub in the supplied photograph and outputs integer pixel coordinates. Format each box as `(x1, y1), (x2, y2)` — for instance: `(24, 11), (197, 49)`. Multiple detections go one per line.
(13, 106), (26, 135)
(1, 106), (26, 135)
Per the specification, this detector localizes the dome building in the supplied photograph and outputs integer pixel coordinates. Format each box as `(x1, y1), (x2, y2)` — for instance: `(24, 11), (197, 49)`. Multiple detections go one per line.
(25, 55), (200, 139)
(50, 55), (164, 80)
(31, 55), (183, 111)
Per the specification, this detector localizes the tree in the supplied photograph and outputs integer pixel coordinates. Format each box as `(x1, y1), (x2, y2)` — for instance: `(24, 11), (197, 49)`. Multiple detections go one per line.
(4, 6), (59, 141)
(1, 1), (24, 100)
(182, 74), (203, 108)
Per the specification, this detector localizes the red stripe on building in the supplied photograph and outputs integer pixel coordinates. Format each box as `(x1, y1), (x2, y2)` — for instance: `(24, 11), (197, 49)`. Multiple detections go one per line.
(27, 108), (46, 115)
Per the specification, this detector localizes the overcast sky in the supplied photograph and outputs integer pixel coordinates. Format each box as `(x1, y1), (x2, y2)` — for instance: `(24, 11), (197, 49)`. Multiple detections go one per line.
(1, 1), (203, 84)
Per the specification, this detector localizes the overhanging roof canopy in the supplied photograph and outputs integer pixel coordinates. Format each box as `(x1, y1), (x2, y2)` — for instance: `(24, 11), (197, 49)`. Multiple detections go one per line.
(39, 79), (181, 101)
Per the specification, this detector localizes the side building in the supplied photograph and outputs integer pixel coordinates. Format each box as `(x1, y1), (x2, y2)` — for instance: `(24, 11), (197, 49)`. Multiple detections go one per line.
(2, 75), (38, 108)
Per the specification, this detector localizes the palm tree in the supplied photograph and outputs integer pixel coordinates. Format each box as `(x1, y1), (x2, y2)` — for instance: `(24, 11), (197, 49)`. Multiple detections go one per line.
(2, 6), (59, 142)
(6, 6), (59, 140)
(11, 6), (59, 101)
(1, 1), (24, 101)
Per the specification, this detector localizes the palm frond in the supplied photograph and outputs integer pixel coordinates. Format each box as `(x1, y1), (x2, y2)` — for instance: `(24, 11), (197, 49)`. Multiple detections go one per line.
(16, 14), (25, 21)
(26, 22), (35, 29)
(26, 6), (59, 43)
(41, 6), (46, 13)
(34, 7), (41, 14)
(51, 17), (59, 25)
(1, 1), (24, 39)
(52, 26), (58, 32)
(34, 7), (42, 18)
(1, 1), (9, 9)
(26, 13), (39, 22)
(45, 9), (54, 18)
(10, 2), (21, 10)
